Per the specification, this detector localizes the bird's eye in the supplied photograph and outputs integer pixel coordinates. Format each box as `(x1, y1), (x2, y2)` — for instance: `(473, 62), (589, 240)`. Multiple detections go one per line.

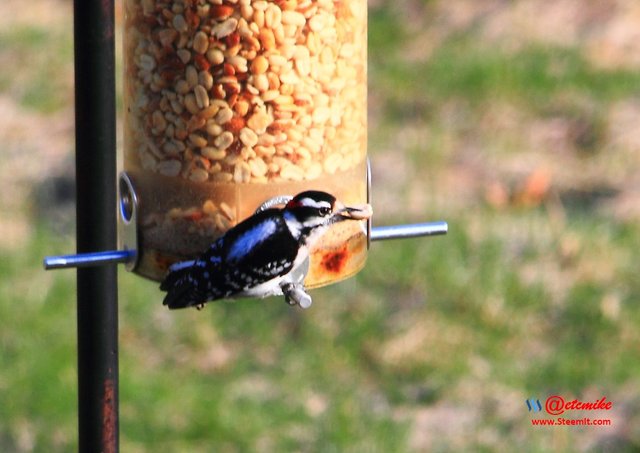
(319, 207), (331, 216)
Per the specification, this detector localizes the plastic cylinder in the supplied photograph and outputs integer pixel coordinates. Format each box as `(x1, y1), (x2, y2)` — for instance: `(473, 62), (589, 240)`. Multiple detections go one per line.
(123, 0), (367, 287)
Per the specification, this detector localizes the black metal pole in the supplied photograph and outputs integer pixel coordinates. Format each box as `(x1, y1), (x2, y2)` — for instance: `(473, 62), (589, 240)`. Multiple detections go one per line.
(73, 0), (119, 450)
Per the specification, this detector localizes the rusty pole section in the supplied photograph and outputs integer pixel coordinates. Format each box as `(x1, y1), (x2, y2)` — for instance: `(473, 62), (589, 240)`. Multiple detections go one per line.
(73, 0), (119, 450)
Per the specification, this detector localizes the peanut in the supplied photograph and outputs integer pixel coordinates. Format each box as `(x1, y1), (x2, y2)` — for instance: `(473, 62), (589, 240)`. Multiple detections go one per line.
(192, 31), (209, 54)
(201, 147), (226, 160)
(157, 159), (182, 177)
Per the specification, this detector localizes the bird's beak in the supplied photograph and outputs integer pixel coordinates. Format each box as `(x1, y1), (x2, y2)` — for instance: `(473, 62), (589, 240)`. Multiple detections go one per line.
(333, 203), (373, 222)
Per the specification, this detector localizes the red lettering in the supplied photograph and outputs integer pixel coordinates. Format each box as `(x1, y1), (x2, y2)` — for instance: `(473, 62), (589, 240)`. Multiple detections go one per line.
(595, 397), (613, 410)
(565, 400), (577, 410)
(531, 419), (556, 426)
(554, 397), (612, 412)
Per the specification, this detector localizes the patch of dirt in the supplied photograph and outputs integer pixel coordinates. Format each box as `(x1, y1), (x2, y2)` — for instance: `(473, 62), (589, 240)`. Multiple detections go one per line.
(423, 0), (640, 69)
(0, 95), (73, 249)
(395, 403), (479, 451)
(0, 0), (71, 29)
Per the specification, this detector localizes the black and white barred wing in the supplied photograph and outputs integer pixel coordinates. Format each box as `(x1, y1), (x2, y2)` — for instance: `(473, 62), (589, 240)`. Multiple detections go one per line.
(161, 213), (299, 309)
(160, 238), (226, 309)
(221, 216), (300, 295)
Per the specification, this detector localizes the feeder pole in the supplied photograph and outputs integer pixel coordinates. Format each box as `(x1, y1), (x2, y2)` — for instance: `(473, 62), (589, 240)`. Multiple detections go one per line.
(73, 0), (119, 450)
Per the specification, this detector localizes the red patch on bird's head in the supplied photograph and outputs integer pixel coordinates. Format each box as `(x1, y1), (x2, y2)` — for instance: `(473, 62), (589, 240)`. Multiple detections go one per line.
(287, 191), (337, 210)
(286, 199), (302, 209)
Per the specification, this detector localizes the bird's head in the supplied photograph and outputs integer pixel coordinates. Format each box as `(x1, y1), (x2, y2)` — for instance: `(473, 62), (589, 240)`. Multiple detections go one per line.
(283, 190), (372, 243)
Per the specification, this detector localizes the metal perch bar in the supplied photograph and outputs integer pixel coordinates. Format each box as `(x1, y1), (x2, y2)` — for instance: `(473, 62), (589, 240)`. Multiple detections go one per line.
(370, 221), (448, 241)
(43, 222), (448, 269)
(44, 250), (136, 270)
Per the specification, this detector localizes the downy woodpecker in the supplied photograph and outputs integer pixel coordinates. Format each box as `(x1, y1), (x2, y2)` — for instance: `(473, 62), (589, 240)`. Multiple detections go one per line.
(160, 190), (372, 309)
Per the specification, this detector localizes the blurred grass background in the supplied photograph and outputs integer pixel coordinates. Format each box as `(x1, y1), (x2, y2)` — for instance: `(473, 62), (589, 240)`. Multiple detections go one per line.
(2, 0), (640, 451)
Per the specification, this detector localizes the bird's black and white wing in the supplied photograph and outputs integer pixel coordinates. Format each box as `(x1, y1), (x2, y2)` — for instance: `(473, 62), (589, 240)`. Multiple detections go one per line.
(161, 211), (300, 309)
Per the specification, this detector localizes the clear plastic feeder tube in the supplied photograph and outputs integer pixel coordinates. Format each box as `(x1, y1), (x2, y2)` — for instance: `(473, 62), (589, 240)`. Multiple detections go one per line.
(123, 0), (368, 286)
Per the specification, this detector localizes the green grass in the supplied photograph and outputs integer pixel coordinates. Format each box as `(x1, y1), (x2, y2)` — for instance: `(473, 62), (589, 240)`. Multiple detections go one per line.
(0, 232), (77, 451)
(0, 25), (73, 112)
(425, 43), (640, 104)
(371, 37), (640, 123)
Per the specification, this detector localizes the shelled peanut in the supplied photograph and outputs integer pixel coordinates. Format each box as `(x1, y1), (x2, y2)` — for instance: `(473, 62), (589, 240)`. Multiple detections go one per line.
(143, 199), (236, 237)
(124, 0), (367, 184)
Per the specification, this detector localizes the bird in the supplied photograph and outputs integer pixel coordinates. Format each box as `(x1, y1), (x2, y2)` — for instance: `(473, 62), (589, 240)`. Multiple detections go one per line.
(160, 190), (372, 310)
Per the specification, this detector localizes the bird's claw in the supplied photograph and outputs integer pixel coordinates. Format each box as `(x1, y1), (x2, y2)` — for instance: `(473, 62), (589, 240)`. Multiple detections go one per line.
(281, 282), (313, 309)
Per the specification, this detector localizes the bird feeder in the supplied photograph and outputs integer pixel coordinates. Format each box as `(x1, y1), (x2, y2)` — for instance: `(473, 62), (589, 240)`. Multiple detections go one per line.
(121, 0), (369, 287)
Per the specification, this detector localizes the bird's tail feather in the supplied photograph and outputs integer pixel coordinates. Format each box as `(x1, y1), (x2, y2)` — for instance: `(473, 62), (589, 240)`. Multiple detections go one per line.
(160, 261), (204, 309)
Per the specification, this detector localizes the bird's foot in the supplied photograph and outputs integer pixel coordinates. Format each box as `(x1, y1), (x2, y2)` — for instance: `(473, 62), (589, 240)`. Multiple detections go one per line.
(281, 282), (313, 309)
